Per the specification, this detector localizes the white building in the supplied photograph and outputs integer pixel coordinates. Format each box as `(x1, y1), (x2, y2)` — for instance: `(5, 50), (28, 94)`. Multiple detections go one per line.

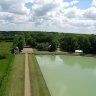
(75, 50), (83, 53)
(75, 50), (83, 55)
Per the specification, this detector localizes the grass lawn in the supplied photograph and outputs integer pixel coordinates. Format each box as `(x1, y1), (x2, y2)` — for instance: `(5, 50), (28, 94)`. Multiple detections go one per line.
(29, 54), (51, 96)
(0, 42), (14, 96)
(0, 42), (12, 74)
(4, 54), (25, 96)
(0, 42), (25, 96)
(33, 48), (71, 55)
(33, 50), (70, 55)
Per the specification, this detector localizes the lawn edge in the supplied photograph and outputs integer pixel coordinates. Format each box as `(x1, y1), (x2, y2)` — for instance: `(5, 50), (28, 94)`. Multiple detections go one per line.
(29, 54), (51, 96)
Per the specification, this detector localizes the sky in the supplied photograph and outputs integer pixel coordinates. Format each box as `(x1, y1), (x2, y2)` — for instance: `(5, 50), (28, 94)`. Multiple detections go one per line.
(0, 0), (96, 34)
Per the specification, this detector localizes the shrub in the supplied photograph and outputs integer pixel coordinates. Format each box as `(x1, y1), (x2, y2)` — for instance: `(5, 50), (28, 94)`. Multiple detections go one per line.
(36, 44), (44, 51)
(0, 55), (6, 59)
(49, 41), (57, 52)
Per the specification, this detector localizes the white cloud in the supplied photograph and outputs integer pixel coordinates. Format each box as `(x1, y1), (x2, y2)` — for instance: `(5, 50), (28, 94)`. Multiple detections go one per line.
(70, 0), (79, 5)
(92, 0), (96, 6)
(83, 7), (96, 20)
(63, 7), (83, 18)
(0, 0), (96, 34)
(0, 0), (30, 14)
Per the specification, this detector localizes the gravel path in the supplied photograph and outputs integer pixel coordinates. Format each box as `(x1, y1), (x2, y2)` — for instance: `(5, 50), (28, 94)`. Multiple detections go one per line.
(25, 53), (31, 96)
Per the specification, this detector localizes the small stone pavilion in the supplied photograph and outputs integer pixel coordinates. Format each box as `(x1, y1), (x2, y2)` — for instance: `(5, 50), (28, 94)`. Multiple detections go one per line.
(14, 46), (19, 54)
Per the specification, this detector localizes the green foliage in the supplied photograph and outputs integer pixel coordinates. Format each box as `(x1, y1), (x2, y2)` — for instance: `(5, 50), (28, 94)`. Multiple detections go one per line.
(35, 33), (53, 43)
(13, 35), (25, 51)
(60, 34), (96, 54)
(36, 44), (44, 51)
(0, 54), (7, 59)
(60, 35), (78, 52)
(77, 36), (91, 53)
(0, 32), (14, 42)
(0, 42), (12, 59)
(49, 41), (57, 52)
(0, 54), (14, 96)
(89, 35), (96, 54)
(36, 43), (49, 51)
(1, 31), (96, 54)
(0, 42), (14, 95)
(24, 32), (58, 51)
(26, 36), (36, 48)
(24, 32), (96, 53)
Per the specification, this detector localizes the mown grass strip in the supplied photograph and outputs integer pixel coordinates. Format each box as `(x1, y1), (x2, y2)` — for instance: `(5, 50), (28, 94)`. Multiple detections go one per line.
(0, 42), (14, 96)
(0, 54), (14, 96)
(3, 54), (25, 96)
(29, 54), (51, 96)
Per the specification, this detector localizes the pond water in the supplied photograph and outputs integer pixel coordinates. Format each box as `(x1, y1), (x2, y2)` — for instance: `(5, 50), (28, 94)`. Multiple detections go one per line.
(36, 55), (96, 96)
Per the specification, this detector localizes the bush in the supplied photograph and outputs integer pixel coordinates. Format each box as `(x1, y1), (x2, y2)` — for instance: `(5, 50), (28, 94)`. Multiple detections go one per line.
(36, 42), (52, 51)
(13, 35), (25, 52)
(0, 54), (8, 59)
(36, 44), (44, 51)
(49, 41), (57, 52)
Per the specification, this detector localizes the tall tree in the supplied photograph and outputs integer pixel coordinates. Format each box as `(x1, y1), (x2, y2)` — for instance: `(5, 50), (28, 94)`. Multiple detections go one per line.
(49, 41), (57, 52)
(13, 35), (25, 51)
(60, 35), (78, 52)
(77, 36), (91, 53)
(89, 35), (96, 54)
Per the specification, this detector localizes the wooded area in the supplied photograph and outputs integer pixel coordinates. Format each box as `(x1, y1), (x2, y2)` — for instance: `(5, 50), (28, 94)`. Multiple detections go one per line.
(0, 31), (96, 54)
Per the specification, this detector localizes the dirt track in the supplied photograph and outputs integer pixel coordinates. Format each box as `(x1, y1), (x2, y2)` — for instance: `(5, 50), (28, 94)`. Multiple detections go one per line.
(25, 53), (31, 96)
(23, 48), (32, 96)
(22, 48), (33, 53)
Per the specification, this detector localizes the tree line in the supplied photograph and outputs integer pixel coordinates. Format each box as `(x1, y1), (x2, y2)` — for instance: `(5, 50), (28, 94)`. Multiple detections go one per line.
(60, 34), (96, 54)
(0, 31), (96, 54)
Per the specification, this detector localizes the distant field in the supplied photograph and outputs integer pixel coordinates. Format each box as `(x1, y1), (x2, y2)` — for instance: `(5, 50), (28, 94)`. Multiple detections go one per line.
(0, 42), (13, 96)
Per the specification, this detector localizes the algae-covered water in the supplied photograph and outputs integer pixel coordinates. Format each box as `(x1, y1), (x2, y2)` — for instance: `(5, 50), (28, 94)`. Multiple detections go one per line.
(36, 55), (96, 96)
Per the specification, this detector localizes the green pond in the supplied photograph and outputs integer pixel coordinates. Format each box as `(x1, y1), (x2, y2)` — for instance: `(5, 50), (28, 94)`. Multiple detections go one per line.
(36, 55), (96, 96)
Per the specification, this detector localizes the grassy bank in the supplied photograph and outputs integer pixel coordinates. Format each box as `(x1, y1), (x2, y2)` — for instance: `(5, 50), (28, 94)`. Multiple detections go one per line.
(32, 49), (96, 57)
(33, 51), (69, 55)
(3, 54), (25, 96)
(33, 49), (80, 55)
(0, 54), (14, 96)
(0, 42), (14, 96)
(29, 54), (51, 96)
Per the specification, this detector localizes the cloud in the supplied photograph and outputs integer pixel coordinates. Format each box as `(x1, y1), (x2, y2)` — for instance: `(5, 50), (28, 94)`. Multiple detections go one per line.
(32, 4), (56, 16)
(70, 0), (79, 5)
(0, 0), (96, 34)
(92, 0), (96, 7)
(63, 7), (83, 18)
(0, 0), (30, 14)
(83, 7), (96, 20)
